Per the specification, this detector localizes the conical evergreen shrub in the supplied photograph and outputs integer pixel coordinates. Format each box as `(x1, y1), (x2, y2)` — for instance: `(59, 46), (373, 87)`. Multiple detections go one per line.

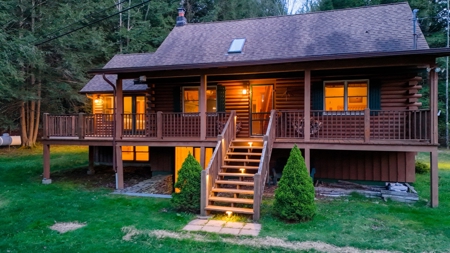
(273, 145), (316, 222)
(172, 153), (202, 213)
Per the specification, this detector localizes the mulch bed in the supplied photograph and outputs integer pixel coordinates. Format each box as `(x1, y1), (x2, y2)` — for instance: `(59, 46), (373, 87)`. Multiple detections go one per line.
(51, 165), (153, 189)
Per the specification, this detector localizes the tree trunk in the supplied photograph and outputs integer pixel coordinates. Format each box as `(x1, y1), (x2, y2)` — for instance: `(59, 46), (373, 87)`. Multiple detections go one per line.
(20, 102), (29, 147)
(32, 80), (41, 145)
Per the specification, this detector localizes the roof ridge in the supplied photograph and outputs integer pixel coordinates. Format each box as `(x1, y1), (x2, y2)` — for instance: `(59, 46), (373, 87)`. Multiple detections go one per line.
(177, 2), (410, 27)
(113, 52), (154, 56)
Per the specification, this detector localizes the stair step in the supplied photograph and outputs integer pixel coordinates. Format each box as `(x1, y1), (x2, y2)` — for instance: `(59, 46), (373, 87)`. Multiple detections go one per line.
(216, 180), (254, 186)
(227, 152), (262, 156)
(219, 172), (255, 177)
(224, 158), (261, 163)
(209, 196), (254, 204)
(205, 205), (254, 214)
(230, 146), (263, 149)
(222, 165), (259, 170)
(212, 188), (254, 194)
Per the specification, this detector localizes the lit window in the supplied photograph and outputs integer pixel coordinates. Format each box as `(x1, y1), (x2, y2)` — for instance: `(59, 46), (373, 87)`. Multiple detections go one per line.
(325, 80), (368, 111)
(228, 38), (246, 53)
(122, 146), (149, 161)
(183, 87), (217, 113)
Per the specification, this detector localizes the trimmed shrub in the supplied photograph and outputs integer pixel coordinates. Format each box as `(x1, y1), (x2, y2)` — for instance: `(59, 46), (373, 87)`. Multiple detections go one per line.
(274, 145), (316, 222)
(172, 153), (202, 213)
(415, 161), (430, 174)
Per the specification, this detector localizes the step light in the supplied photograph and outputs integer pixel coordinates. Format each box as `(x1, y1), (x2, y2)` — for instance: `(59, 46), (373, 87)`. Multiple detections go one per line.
(226, 211), (233, 217)
(240, 168), (246, 174)
(248, 142), (253, 147)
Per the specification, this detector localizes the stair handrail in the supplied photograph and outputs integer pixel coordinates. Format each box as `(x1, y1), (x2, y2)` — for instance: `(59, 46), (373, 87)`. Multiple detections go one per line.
(201, 110), (236, 216)
(253, 109), (277, 221)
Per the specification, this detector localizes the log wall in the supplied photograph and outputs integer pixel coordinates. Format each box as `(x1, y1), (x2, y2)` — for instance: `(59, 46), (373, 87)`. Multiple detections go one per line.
(221, 82), (250, 138)
(274, 79), (304, 110)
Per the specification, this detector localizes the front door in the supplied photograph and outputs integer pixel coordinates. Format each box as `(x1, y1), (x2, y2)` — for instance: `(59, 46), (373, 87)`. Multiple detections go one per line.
(251, 85), (273, 136)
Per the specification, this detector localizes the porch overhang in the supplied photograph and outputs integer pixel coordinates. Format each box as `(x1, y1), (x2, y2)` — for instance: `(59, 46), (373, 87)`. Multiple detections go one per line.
(89, 47), (450, 79)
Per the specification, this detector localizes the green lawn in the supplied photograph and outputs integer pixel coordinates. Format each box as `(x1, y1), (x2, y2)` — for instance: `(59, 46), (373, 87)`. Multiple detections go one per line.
(0, 146), (449, 252)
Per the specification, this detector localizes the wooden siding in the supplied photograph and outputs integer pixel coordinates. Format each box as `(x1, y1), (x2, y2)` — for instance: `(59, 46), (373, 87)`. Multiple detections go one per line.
(150, 147), (174, 172)
(274, 79), (304, 110)
(311, 150), (415, 182)
(153, 83), (179, 112)
(380, 76), (422, 110)
(222, 82), (250, 138)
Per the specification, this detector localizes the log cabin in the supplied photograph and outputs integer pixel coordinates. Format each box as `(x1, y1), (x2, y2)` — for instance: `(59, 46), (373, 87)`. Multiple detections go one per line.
(42, 3), (450, 220)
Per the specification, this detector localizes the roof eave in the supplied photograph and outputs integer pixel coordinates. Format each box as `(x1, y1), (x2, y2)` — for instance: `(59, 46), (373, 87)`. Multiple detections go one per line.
(89, 48), (450, 75)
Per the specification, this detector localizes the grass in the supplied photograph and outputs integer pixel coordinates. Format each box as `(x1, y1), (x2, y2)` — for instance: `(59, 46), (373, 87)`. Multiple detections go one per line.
(0, 145), (450, 252)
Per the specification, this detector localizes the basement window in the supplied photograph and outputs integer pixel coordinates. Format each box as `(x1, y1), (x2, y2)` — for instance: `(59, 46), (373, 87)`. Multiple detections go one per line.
(228, 38), (246, 54)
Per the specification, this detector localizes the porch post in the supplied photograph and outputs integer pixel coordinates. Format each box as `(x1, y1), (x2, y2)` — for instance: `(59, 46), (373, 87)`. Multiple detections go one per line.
(200, 74), (207, 140)
(115, 78), (124, 190)
(430, 69), (439, 144)
(42, 143), (52, 184)
(116, 78), (124, 139)
(430, 149), (439, 207)
(304, 70), (311, 141)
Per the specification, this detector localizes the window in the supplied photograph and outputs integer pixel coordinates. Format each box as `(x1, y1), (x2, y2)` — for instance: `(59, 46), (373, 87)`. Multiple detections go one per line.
(324, 80), (368, 111)
(183, 87), (217, 113)
(122, 146), (149, 161)
(228, 38), (246, 53)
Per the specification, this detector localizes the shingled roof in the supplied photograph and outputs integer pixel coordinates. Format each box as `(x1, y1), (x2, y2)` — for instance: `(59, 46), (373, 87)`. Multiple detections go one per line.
(142, 2), (428, 68)
(80, 53), (152, 93)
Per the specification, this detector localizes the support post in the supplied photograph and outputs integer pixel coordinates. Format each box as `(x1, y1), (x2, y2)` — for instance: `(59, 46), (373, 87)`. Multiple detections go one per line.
(43, 113), (49, 139)
(87, 146), (95, 175)
(430, 149), (439, 207)
(115, 145), (124, 190)
(200, 170), (207, 216)
(304, 70), (311, 141)
(364, 108), (370, 142)
(200, 146), (206, 169)
(78, 113), (85, 139)
(157, 111), (163, 139)
(42, 144), (52, 184)
(304, 148), (310, 173)
(200, 74), (207, 140)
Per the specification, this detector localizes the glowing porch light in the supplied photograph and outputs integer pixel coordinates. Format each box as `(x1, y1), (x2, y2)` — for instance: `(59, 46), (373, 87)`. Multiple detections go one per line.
(242, 89), (247, 95)
(226, 211), (233, 217)
(240, 168), (245, 174)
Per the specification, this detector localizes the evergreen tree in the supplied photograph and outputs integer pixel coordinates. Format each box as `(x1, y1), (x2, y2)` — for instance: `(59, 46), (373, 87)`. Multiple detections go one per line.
(172, 153), (202, 213)
(274, 145), (316, 222)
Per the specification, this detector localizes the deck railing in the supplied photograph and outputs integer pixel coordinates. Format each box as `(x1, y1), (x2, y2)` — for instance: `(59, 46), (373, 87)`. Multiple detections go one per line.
(253, 109), (276, 221)
(310, 110), (365, 139)
(201, 111), (236, 216)
(85, 114), (114, 137)
(370, 110), (430, 140)
(206, 112), (230, 138)
(161, 112), (201, 138)
(44, 115), (79, 138)
(276, 110), (305, 138)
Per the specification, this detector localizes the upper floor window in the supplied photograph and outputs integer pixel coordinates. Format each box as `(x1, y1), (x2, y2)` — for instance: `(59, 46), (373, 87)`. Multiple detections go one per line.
(324, 80), (368, 111)
(183, 87), (217, 113)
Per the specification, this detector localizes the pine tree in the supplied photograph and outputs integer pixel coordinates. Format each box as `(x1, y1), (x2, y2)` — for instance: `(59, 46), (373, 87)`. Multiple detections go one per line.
(172, 153), (202, 213)
(273, 145), (316, 222)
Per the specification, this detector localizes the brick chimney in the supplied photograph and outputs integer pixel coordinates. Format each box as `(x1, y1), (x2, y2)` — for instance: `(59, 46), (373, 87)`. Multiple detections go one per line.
(176, 8), (187, 27)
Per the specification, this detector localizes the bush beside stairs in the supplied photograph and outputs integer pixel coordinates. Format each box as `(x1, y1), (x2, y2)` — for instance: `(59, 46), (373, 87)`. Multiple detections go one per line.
(205, 138), (264, 215)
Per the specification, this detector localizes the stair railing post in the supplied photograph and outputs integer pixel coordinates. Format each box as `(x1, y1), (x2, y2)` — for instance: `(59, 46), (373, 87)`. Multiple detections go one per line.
(253, 173), (261, 221)
(201, 170), (207, 216)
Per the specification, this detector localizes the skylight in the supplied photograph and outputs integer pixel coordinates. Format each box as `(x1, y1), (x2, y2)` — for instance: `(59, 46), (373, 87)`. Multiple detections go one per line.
(228, 38), (246, 54)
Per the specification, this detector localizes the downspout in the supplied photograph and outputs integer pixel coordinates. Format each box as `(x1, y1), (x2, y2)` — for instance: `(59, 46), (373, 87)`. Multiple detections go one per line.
(102, 74), (118, 189)
(412, 9), (419, 49)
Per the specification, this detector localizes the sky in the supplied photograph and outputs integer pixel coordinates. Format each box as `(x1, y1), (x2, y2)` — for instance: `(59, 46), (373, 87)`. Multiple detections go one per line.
(286, 0), (307, 15)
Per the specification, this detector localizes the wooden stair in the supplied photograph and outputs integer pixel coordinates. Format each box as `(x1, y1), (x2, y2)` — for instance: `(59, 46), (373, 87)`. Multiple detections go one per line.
(207, 138), (263, 215)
